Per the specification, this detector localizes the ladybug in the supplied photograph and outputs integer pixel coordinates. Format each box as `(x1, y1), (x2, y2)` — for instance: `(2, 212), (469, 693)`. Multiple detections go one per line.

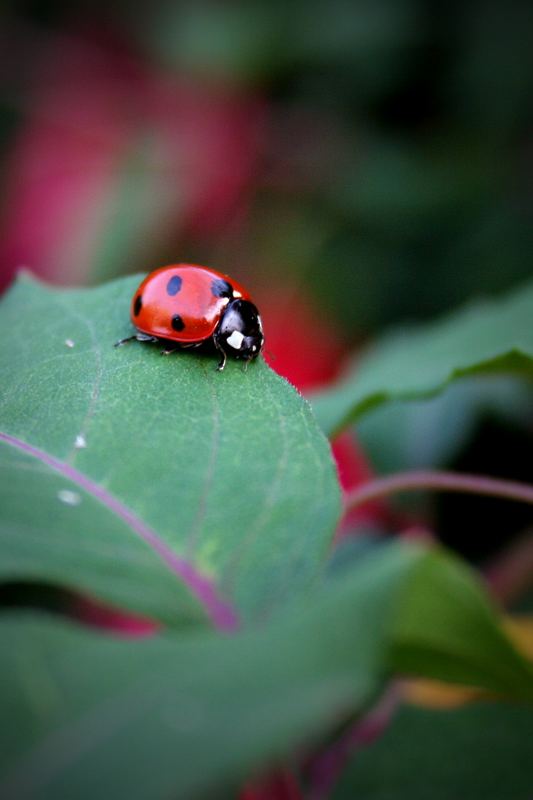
(115, 264), (264, 371)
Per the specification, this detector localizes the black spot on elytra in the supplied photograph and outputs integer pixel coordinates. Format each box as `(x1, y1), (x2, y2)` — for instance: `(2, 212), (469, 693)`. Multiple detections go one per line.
(171, 314), (185, 332)
(133, 295), (142, 316)
(211, 278), (233, 299)
(166, 275), (183, 296)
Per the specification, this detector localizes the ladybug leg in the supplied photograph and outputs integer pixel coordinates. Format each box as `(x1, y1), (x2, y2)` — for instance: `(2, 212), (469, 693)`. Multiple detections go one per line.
(216, 350), (227, 371)
(135, 333), (159, 343)
(114, 335), (137, 347)
(114, 335), (136, 347)
(161, 342), (203, 355)
(114, 333), (158, 347)
(213, 339), (227, 371)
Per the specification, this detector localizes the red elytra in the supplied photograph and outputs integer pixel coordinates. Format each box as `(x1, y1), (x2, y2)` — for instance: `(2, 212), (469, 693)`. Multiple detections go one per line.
(131, 264), (252, 342)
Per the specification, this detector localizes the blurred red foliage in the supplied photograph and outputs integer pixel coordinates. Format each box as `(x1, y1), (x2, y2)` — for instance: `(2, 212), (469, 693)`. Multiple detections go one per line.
(240, 769), (302, 800)
(0, 29), (265, 289)
(72, 593), (158, 636)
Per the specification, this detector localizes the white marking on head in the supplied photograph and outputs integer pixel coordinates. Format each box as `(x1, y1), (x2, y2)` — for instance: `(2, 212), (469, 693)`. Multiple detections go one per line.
(257, 315), (263, 332)
(233, 290), (242, 298)
(65, 339), (75, 348)
(252, 345), (257, 352)
(58, 489), (82, 506)
(74, 434), (86, 449)
(227, 330), (245, 350)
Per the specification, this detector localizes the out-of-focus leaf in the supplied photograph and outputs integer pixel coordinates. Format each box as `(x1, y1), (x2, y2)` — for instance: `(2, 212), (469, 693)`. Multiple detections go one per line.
(143, 0), (420, 89)
(147, 2), (282, 81)
(402, 617), (533, 709)
(1, 540), (532, 797)
(314, 207), (533, 336)
(323, 536), (533, 704)
(311, 280), (533, 437)
(333, 140), (495, 235)
(88, 137), (179, 285)
(356, 376), (533, 475)
(454, 1), (533, 137)
(0, 273), (340, 627)
(0, 543), (420, 800)
(333, 702), (533, 800)
(390, 550), (533, 698)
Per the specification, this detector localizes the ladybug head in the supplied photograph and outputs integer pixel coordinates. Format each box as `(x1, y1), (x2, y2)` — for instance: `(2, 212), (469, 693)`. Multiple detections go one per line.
(216, 299), (264, 362)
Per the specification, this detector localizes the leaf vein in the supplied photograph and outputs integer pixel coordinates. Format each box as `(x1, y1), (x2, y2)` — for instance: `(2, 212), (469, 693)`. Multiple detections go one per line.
(0, 431), (239, 631)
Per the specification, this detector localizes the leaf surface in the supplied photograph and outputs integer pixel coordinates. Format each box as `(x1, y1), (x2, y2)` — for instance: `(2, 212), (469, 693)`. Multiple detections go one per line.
(333, 702), (533, 800)
(0, 544), (418, 800)
(356, 376), (533, 475)
(390, 550), (533, 698)
(0, 273), (340, 626)
(1, 543), (533, 799)
(311, 280), (533, 437)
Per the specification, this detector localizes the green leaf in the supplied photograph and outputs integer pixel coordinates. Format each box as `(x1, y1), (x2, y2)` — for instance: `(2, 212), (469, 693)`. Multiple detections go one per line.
(356, 375), (533, 475)
(0, 543), (419, 800)
(311, 280), (533, 437)
(333, 702), (533, 800)
(0, 273), (340, 627)
(390, 550), (533, 698)
(1, 544), (532, 799)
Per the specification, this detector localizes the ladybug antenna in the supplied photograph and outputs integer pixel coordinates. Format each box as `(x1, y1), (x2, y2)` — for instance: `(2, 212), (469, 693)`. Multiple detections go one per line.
(265, 348), (277, 362)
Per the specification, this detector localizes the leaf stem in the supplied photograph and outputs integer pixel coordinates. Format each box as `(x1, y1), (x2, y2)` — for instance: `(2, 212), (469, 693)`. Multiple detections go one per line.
(344, 470), (533, 515)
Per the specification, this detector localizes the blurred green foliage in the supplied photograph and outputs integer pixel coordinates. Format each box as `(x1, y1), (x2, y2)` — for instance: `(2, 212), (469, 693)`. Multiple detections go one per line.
(2, 0), (532, 335)
(137, 0), (533, 332)
(333, 701), (533, 800)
